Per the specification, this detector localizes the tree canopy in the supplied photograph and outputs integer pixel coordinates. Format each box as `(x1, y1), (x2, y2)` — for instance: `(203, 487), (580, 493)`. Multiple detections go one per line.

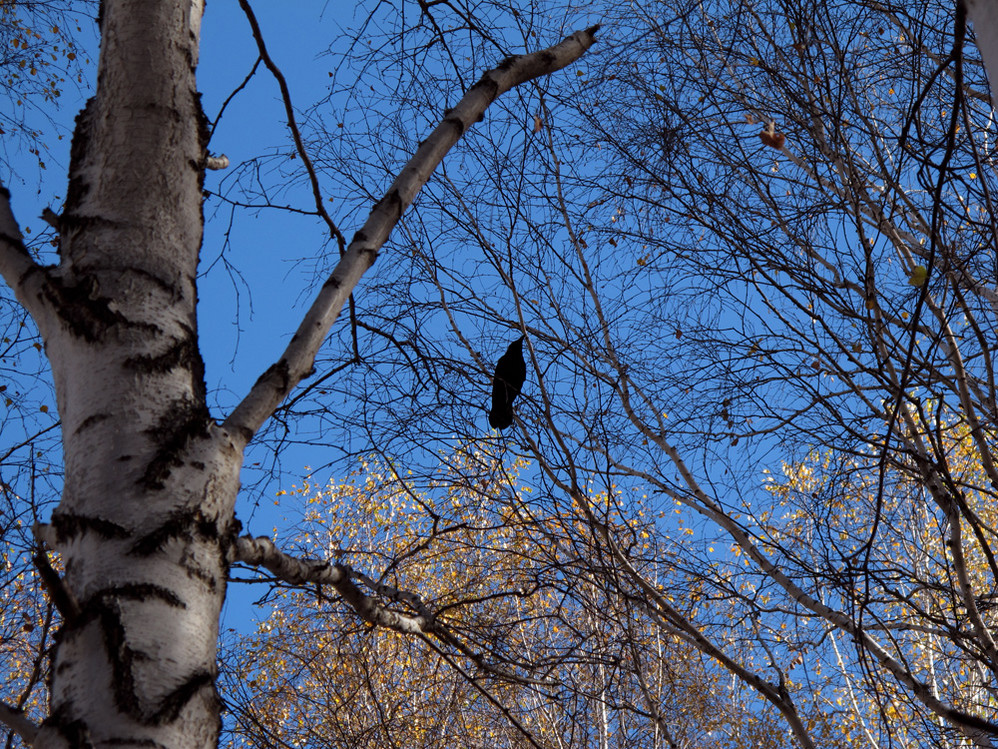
(2, 1), (998, 748)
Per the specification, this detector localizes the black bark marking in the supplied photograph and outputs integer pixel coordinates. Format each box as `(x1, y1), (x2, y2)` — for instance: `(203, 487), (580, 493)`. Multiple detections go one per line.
(75, 412), (111, 434)
(61, 587), (184, 636)
(119, 266), (176, 297)
(470, 74), (500, 99)
(154, 670), (215, 724)
(385, 190), (403, 221)
(129, 508), (218, 557)
(123, 335), (199, 375)
(43, 274), (128, 343)
(187, 323), (208, 405)
(94, 597), (215, 725)
(88, 583), (186, 610)
(443, 114), (466, 136)
(55, 213), (118, 234)
(183, 563), (218, 592)
(51, 512), (129, 543)
(221, 516), (242, 552)
(100, 600), (141, 718)
(140, 398), (212, 490)
(130, 510), (230, 592)
(195, 90), (209, 192)
(183, 325), (210, 404)
(252, 359), (290, 397)
(214, 524), (240, 576)
(65, 100), (95, 214)
(103, 738), (166, 748)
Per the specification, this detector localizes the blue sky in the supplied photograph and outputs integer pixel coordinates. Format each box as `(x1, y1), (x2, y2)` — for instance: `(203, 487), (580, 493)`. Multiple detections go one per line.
(198, 4), (355, 509)
(199, 2), (359, 624)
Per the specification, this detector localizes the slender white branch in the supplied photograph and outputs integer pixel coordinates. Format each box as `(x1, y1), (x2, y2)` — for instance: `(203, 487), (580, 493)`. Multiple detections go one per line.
(223, 26), (600, 446)
(231, 535), (433, 634)
(0, 187), (49, 327)
(231, 535), (553, 685)
(231, 534), (347, 585)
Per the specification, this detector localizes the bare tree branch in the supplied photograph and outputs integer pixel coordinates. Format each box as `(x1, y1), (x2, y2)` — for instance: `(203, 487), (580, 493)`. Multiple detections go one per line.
(235, 0), (346, 250)
(0, 187), (49, 328)
(231, 534), (556, 687)
(232, 535), (432, 634)
(223, 25), (600, 446)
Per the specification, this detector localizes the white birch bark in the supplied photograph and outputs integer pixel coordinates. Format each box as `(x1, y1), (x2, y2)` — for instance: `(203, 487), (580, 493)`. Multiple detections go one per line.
(6, 2), (237, 747)
(0, 2), (597, 745)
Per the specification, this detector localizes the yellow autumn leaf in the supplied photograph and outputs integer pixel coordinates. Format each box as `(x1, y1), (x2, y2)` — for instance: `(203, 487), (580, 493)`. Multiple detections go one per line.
(908, 265), (927, 287)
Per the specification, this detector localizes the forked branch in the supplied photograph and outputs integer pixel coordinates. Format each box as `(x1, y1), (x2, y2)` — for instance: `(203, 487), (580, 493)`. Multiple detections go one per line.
(232, 535), (435, 635)
(231, 535), (554, 686)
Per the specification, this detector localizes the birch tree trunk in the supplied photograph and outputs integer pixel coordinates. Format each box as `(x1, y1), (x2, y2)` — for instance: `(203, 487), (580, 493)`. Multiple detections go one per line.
(16, 1), (238, 747)
(0, 1), (597, 745)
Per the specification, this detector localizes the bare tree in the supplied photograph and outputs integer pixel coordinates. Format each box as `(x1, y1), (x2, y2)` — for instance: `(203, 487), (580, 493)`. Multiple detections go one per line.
(0, 1), (597, 746)
(305, 0), (998, 746)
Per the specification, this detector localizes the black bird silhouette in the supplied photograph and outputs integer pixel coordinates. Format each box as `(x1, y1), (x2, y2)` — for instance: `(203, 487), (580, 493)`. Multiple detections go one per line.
(489, 336), (526, 430)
